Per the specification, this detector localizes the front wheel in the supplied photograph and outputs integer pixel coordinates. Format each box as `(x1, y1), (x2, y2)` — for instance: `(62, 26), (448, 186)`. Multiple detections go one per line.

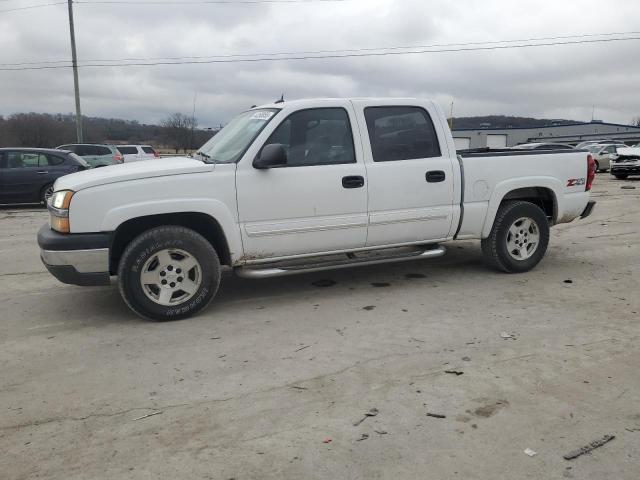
(481, 201), (550, 273)
(614, 174), (628, 180)
(118, 226), (221, 320)
(593, 160), (600, 173)
(41, 183), (54, 204)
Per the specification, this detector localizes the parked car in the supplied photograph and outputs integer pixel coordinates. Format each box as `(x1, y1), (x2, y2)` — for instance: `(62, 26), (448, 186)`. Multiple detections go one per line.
(38, 98), (595, 320)
(57, 144), (122, 168)
(115, 145), (159, 162)
(575, 139), (619, 150)
(585, 143), (625, 172)
(0, 148), (88, 204)
(610, 146), (640, 179)
(512, 142), (575, 150)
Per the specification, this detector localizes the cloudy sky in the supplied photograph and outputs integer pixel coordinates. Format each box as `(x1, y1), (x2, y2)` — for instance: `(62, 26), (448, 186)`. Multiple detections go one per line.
(1, 0), (639, 127)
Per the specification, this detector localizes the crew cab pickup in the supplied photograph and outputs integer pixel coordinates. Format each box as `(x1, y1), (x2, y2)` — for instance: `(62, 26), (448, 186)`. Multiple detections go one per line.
(37, 98), (596, 320)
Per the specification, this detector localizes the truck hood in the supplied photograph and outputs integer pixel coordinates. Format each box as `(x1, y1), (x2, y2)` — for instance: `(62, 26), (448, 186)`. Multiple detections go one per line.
(615, 147), (640, 158)
(54, 157), (215, 192)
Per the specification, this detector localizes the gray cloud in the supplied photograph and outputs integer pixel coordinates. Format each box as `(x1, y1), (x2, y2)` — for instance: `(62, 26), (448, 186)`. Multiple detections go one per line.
(1, 0), (639, 127)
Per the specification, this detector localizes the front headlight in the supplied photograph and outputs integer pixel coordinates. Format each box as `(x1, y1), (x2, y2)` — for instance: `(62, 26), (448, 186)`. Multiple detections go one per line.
(48, 190), (75, 233)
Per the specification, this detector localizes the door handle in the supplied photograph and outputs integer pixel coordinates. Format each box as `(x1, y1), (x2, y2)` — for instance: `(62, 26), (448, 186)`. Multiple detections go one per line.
(36, 171), (49, 174)
(426, 170), (446, 183)
(342, 175), (365, 189)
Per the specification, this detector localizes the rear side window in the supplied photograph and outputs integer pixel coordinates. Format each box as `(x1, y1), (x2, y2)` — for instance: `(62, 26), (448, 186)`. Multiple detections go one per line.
(68, 153), (89, 167)
(46, 155), (65, 165)
(262, 108), (355, 167)
(82, 145), (112, 156)
(364, 106), (441, 162)
(118, 146), (138, 155)
(142, 146), (156, 154)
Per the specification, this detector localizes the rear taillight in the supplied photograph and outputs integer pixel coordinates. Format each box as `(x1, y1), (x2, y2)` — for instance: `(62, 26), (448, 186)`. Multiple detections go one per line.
(154, 151), (160, 158)
(114, 153), (123, 163)
(586, 154), (595, 191)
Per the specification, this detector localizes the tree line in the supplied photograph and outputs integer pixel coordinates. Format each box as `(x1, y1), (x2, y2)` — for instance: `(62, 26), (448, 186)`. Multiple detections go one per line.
(0, 112), (217, 153)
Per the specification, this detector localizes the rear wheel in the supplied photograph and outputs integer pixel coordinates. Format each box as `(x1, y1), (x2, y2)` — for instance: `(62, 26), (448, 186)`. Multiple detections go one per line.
(593, 160), (600, 173)
(614, 174), (628, 180)
(481, 201), (550, 273)
(118, 226), (221, 321)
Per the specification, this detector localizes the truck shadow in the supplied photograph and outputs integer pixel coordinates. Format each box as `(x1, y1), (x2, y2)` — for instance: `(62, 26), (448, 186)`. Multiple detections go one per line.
(212, 243), (485, 312)
(43, 242), (487, 325)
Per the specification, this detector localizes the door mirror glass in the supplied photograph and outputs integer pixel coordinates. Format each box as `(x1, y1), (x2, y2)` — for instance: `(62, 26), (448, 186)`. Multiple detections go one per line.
(253, 143), (287, 169)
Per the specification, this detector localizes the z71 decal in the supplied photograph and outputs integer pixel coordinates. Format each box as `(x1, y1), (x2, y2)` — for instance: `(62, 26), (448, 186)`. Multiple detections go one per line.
(567, 178), (586, 187)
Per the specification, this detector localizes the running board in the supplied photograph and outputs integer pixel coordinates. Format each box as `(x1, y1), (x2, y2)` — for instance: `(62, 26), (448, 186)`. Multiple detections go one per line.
(236, 245), (446, 279)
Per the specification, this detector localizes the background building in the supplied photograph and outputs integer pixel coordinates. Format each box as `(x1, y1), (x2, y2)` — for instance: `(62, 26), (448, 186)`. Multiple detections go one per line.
(452, 121), (640, 150)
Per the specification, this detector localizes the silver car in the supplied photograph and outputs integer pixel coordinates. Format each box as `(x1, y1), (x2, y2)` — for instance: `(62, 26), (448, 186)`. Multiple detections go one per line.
(586, 144), (626, 172)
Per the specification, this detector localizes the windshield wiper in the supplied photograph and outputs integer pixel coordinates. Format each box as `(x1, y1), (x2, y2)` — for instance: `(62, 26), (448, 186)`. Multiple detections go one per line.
(195, 151), (215, 164)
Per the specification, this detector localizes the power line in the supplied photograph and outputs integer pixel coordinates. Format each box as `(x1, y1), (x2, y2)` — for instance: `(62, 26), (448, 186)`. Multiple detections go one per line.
(0, 1), (65, 13)
(1, 36), (639, 71)
(76, 0), (347, 3)
(3, 30), (640, 67)
(0, 0), (345, 13)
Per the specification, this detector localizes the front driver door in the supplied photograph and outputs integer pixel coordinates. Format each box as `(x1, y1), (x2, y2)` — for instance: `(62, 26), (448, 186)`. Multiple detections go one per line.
(236, 103), (368, 260)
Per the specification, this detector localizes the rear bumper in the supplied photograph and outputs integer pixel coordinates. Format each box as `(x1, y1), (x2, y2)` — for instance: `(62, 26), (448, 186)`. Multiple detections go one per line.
(580, 200), (596, 219)
(37, 224), (112, 286)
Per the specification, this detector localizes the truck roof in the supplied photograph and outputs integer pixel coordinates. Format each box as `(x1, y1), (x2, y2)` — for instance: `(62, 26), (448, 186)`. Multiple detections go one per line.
(253, 97), (424, 110)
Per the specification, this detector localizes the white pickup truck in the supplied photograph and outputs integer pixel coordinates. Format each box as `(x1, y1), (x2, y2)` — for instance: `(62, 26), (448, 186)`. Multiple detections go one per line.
(38, 98), (596, 320)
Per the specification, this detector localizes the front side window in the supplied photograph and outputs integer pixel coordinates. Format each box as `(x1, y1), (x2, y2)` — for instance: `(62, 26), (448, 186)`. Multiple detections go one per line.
(6, 152), (48, 168)
(197, 108), (279, 164)
(364, 106), (441, 162)
(262, 108), (355, 167)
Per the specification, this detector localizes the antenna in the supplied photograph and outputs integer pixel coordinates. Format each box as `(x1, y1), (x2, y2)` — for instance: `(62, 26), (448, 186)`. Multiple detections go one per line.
(275, 93), (285, 104)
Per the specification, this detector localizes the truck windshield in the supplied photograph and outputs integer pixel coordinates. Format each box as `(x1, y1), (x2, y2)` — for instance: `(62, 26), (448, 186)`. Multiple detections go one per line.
(196, 108), (279, 164)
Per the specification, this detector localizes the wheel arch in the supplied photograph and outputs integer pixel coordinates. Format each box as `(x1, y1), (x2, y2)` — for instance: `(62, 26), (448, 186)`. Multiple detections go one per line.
(482, 178), (561, 238)
(109, 212), (231, 274)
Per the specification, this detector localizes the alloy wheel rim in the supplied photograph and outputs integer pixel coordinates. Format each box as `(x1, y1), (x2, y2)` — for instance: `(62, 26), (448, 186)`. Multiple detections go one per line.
(506, 217), (540, 261)
(44, 186), (54, 202)
(140, 248), (202, 306)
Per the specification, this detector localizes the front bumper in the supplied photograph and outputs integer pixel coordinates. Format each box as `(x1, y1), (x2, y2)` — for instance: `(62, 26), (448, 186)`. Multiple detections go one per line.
(610, 163), (640, 176)
(37, 225), (112, 286)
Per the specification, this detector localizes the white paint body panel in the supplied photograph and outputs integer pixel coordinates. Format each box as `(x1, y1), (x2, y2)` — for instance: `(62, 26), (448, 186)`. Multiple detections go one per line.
(235, 99), (368, 258)
(52, 97), (592, 268)
(351, 99), (456, 246)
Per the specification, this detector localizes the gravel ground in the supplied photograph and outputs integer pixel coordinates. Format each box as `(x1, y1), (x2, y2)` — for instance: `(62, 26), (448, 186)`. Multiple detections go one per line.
(1, 175), (639, 480)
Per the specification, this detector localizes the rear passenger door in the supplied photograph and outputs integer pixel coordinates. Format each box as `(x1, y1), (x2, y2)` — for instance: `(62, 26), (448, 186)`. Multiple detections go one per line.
(352, 100), (456, 246)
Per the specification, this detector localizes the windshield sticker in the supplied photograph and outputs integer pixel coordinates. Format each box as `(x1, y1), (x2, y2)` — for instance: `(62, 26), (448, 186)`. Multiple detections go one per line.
(250, 111), (274, 121)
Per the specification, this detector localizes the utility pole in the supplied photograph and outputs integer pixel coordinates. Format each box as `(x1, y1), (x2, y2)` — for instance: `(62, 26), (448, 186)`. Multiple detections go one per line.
(67, 0), (83, 142)
(449, 101), (454, 130)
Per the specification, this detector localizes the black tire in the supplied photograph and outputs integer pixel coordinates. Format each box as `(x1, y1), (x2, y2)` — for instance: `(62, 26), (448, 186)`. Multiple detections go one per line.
(593, 161), (600, 173)
(40, 183), (54, 204)
(614, 174), (628, 180)
(118, 226), (220, 321)
(481, 200), (550, 273)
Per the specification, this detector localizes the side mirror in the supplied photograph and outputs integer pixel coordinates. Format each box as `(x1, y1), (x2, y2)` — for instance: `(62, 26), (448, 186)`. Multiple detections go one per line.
(253, 144), (287, 169)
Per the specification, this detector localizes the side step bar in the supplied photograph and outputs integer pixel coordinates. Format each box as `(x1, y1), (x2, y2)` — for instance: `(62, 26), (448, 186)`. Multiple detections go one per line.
(236, 245), (446, 279)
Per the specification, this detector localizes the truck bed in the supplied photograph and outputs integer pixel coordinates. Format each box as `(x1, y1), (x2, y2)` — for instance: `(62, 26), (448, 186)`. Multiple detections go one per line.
(458, 147), (588, 157)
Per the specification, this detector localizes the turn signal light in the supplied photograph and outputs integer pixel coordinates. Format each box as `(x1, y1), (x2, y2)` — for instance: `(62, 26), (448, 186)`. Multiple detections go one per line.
(50, 216), (70, 233)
